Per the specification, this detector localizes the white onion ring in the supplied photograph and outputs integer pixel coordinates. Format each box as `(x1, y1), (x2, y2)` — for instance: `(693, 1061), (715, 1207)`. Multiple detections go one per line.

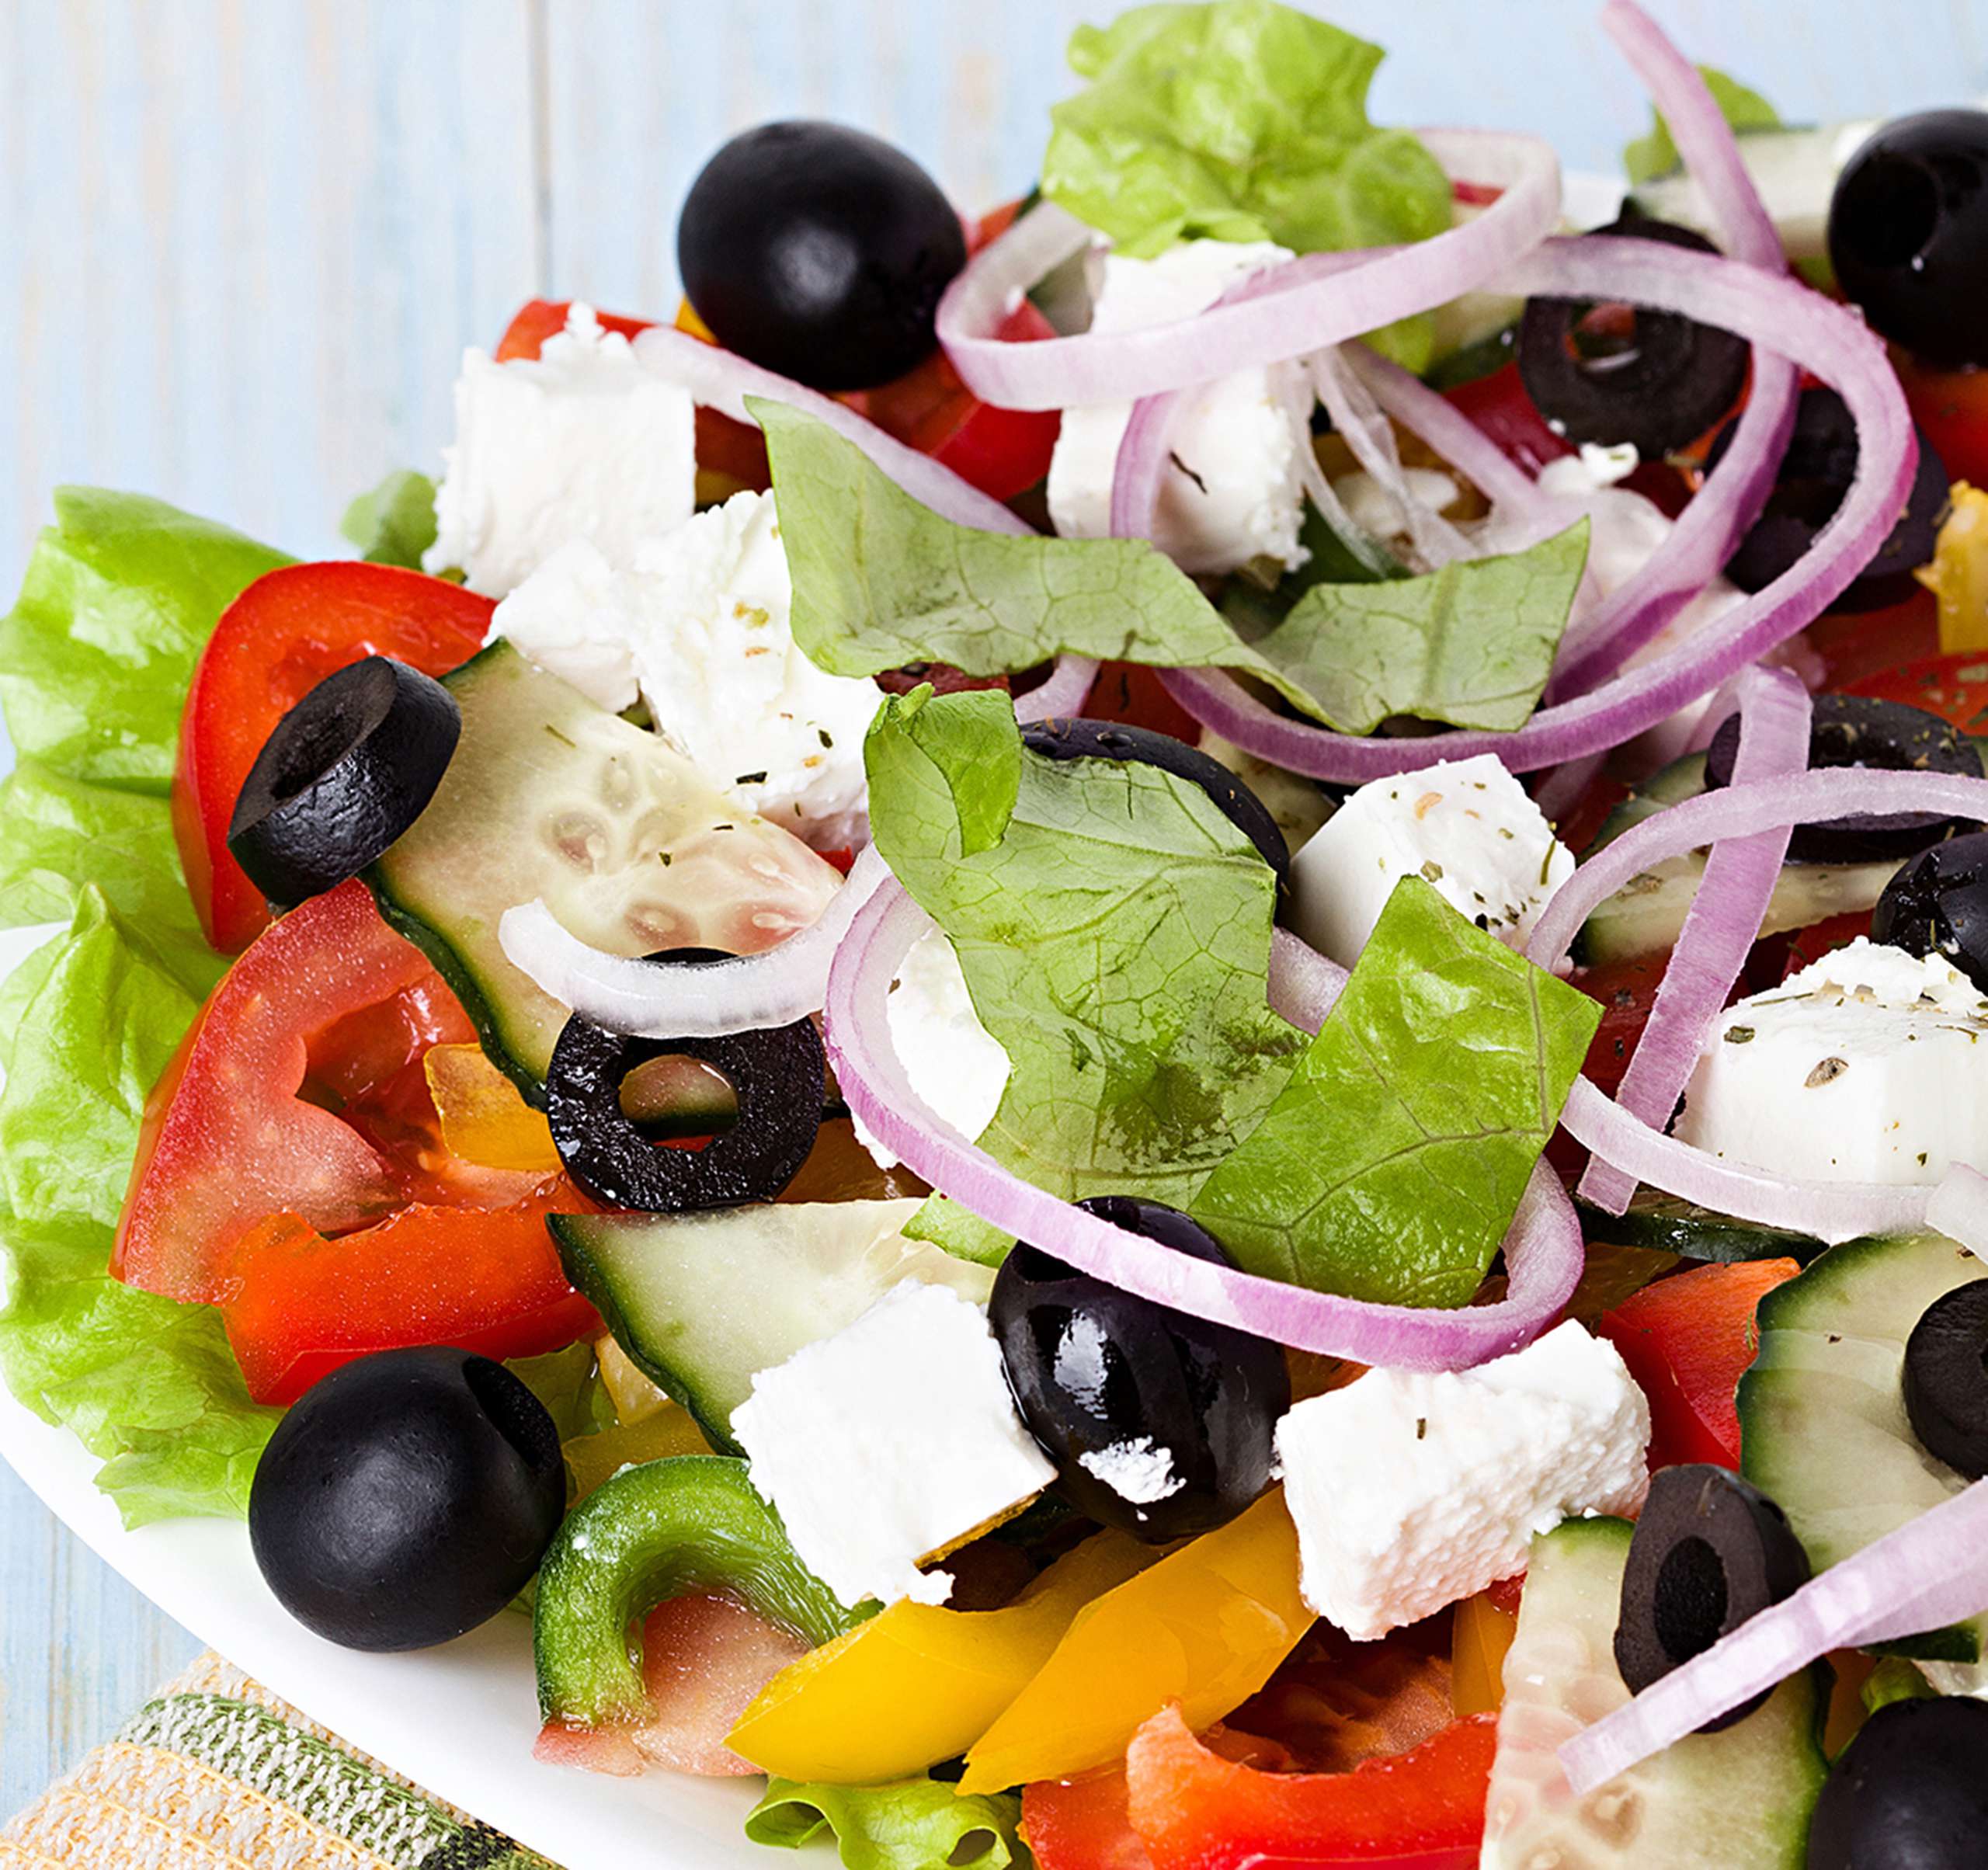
(823, 878), (1583, 1368)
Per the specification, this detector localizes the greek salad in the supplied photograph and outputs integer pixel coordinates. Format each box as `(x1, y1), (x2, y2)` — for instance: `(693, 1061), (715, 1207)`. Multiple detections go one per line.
(12, 1), (1988, 1864)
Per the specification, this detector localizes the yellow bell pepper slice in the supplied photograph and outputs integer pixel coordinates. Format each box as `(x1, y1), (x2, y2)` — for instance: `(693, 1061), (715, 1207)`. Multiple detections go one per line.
(1920, 481), (1988, 653)
(423, 1042), (561, 1173)
(1450, 1587), (1520, 1717)
(955, 1490), (1312, 1795)
(561, 1405), (713, 1503)
(728, 1529), (1152, 1784)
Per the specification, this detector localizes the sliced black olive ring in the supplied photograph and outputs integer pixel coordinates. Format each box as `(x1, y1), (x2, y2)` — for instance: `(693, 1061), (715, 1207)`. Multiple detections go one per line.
(546, 949), (825, 1213)
(1903, 1279), (1988, 1479)
(229, 655), (461, 909)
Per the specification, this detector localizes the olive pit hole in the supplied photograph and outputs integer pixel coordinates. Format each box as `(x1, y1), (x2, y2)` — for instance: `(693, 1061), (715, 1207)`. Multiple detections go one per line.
(619, 1053), (740, 1140)
(1653, 1534), (1729, 1664)
(1835, 151), (1942, 269)
(461, 1354), (561, 1477)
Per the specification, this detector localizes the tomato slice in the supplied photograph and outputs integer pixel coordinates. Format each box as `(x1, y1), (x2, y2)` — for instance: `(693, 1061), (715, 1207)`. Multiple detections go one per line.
(1441, 363), (1573, 480)
(223, 1201), (597, 1405)
(1079, 662), (1209, 742)
(1596, 1258), (1801, 1469)
(1894, 351), (1988, 490)
(1805, 588), (1941, 690)
(494, 297), (653, 362)
(1842, 647), (1988, 734)
(175, 562), (492, 952)
(114, 879), (560, 1305)
(1124, 1705), (1496, 1870)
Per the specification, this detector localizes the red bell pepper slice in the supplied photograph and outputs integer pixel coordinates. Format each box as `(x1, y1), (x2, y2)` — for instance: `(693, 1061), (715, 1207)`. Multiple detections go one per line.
(174, 561), (492, 951)
(1026, 1766), (1157, 1870)
(1597, 1258), (1801, 1469)
(1123, 1705), (1497, 1870)
(114, 880), (558, 1305)
(223, 1201), (598, 1406)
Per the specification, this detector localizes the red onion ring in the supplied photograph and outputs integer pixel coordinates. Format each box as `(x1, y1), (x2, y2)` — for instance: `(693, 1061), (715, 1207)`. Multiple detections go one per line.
(938, 131), (1562, 412)
(1561, 1471), (1988, 1792)
(823, 878), (1583, 1368)
(1928, 1165), (1988, 1263)
(1162, 235), (1913, 779)
(1014, 654), (1102, 722)
(633, 325), (1032, 537)
(1345, 346), (1548, 520)
(1576, 666), (1809, 1213)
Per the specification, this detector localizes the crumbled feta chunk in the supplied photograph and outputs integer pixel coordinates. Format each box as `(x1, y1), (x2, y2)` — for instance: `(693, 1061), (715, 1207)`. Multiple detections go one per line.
(1276, 1322), (1649, 1641)
(428, 304), (696, 596)
(1287, 752), (1574, 966)
(732, 1282), (1055, 1610)
(1048, 241), (1309, 575)
(491, 491), (882, 844)
(1677, 937), (1988, 1184)
(1077, 1436), (1183, 1505)
(1330, 467), (1462, 547)
(853, 929), (1012, 1170)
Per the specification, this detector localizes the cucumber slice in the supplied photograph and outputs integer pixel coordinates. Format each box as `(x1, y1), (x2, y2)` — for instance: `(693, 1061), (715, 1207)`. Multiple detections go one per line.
(1740, 1230), (1988, 1662)
(1630, 122), (1865, 265)
(1481, 1517), (1825, 1868)
(1584, 752), (1712, 856)
(551, 1200), (995, 1453)
(367, 641), (837, 1099)
(1578, 1189), (1824, 1266)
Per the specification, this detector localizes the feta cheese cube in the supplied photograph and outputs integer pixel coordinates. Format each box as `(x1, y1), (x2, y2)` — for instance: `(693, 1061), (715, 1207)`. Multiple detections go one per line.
(1677, 937), (1988, 1184)
(428, 304), (696, 596)
(492, 490), (882, 845)
(731, 1282), (1055, 1610)
(1288, 752), (1575, 966)
(853, 928), (1012, 1170)
(1276, 1321), (1649, 1641)
(1048, 241), (1309, 575)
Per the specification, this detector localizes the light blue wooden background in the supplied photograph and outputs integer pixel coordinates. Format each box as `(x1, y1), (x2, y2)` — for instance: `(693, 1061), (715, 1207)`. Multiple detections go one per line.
(2, 0), (1984, 1820)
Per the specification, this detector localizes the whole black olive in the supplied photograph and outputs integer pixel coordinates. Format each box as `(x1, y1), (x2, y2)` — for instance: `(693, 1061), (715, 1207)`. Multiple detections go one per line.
(1830, 109), (1988, 370)
(248, 1347), (565, 1652)
(678, 122), (966, 392)
(1875, 832), (1988, 992)
(1903, 1281), (1988, 1479)
(1807, 1696), (1988, 1870)
(546, 949), (823, 1212)
(1704, 693), (1981, 864)
(989, 1197), (1289, 1543)
(1022, 718), (1290, 888)
(230, 656), (461, 909)
(1614, 1464), (1810, 1731)
(1704, 388), (1950, 613)
(1517, 215), (1750, 457)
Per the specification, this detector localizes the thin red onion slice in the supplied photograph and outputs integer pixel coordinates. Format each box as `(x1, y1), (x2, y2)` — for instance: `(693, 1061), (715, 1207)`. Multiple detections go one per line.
(1014, 655), (1101, 722)
(1309, 346), (1472, 568)
(497, 845), (891, 1040)
(633, 325), (1031, 538)
(1927, 1165), (1988, 1263)
(1345, 346), (1547, 519)
(1577, 666), (1809, 1212)
(1162, 235), (1913, 779)
(938, 130), (1562, 411)
(824, 878), (1583, 1368)
(1545, 0), (1800, 698)
(1109, 384), (1186, 543)
(1561, 1475), (1988, 1792)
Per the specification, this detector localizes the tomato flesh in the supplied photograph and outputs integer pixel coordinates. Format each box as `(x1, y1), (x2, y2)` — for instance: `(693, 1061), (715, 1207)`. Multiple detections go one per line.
(1895, 352), (1988, 491)
(1597, 1258), (1801, 1470)
(175, 562), (492, 951)
(1843, 647), (1988, 735)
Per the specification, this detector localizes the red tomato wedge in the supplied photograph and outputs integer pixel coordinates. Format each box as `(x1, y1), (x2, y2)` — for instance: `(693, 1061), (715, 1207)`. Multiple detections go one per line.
(114, 880), (559, 1305)
(1597, 1258), (1801, 1470)
(1894, 351), (1988, 490)
(222, 1202), (596, 1406)
(175, 562), (492, 952)
(1844, 647), (1988, 734)
(1124, 1705), (1497, 1870)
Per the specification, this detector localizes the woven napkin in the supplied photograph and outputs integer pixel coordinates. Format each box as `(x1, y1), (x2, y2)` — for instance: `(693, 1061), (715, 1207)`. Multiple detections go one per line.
(0, 1653), (560, 1870)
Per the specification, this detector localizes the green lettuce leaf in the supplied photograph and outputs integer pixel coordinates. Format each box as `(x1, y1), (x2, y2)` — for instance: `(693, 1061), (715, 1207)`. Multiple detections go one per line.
(1041, 0), (1451, 365)
(0, 890), (270, 1524)
(868, 689), (1305, 1256)
(1190, 876), (1600, 1307)
(341, 469), (441, 571)
(746, 1777), (1024, 1870)
(764, 401), (1585, 735)
(1624, 65), (1780, 186)
(0, 759), (199, 940)
(0, 488), (290, 794)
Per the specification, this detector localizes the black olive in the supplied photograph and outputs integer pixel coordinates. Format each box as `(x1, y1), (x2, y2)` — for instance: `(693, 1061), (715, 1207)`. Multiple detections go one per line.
(546, 948), (823, 1212)
(1614, 1464), (1810, 1731)
(989, 1197), (1290, 1544)
(1807, 1696), (1988, 1870)
(1022, 718), (1290, 888)
(677, 122), (966, 392)
(1903, 1281), (1988, 1479)
(1830, 109), (1988, 370)
(1875, 832), (1988, 991)
(1705, 388), (1950, 614)
(229, 656), (461, 909)
(248, 1347), (565, 1652)
(1704, 693), (1981, 864)
(1516, 215), (1750, 457)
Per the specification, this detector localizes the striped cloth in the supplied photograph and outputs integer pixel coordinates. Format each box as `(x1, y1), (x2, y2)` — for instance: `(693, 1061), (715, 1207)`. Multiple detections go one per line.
(0, 1654), (558, 1870)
